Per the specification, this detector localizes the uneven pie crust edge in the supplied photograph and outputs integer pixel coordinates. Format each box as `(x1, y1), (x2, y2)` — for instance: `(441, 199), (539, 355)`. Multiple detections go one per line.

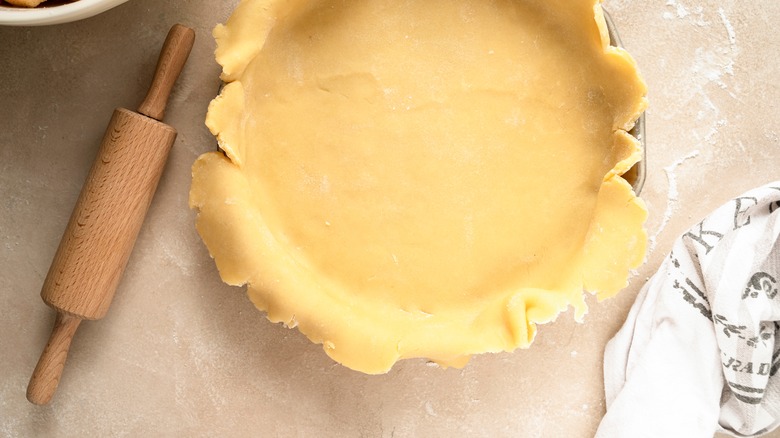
(190, 0), (649, 373)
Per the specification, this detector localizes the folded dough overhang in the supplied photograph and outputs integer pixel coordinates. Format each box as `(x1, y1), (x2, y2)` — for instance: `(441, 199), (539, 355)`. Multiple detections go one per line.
(190, 0), (648, 373)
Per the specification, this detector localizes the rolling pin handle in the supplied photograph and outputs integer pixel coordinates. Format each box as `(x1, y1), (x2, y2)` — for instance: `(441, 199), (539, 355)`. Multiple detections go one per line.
(138, 24), (196, 121)
(26, 313), (82, 405)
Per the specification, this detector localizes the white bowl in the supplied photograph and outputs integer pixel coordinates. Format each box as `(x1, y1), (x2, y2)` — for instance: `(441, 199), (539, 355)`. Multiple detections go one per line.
(0, 0), (129, 26)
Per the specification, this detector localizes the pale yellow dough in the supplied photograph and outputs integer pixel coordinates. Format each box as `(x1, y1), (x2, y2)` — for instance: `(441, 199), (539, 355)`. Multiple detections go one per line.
(191, 0), (648, 373)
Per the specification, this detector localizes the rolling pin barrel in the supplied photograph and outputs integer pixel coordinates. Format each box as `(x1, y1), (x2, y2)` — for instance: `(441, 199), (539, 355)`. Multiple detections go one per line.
(40, 109), (176, 320)
(27, 24), (195, 406)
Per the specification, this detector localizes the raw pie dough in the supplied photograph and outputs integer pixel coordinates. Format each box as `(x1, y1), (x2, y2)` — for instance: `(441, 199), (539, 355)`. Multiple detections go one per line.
(191, 0), (648, 373)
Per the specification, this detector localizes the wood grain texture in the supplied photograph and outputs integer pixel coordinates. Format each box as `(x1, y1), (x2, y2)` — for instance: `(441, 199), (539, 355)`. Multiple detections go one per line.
(138, 24), (196, 121)
(26, 313), (81, 405)
(41, 108), (176, 319)
(27, 23), (194, 405)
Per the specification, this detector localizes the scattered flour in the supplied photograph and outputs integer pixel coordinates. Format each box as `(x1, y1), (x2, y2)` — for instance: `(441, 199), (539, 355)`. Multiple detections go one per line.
(703, 119), (729, 144)
(648, 149), (701, 252)
(649, 5), (740, 255)
(424, 401), (438, 417)
(718, 7), (737, 48)
(667, 0), (688, 19)
(663, 0), (708, 25)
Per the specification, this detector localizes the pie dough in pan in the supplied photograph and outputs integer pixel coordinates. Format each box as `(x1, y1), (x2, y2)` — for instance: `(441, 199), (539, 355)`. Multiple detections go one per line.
(191, 0), (648, 373)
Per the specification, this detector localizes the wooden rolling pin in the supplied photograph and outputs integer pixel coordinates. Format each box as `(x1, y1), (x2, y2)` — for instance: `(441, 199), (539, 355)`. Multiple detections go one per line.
(26, 24), (195, 405)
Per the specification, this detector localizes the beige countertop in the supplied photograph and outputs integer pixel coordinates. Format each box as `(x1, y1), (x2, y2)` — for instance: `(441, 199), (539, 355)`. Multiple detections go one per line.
(1, 0), (778, 436)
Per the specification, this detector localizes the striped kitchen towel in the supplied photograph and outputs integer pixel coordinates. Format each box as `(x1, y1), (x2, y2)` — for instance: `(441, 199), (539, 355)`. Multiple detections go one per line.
(596, 182), (780, 438)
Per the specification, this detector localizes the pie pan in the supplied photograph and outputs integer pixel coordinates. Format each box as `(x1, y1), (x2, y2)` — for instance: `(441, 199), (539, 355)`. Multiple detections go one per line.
(604, 9), (646, 194)
(193, 0), (649, 373)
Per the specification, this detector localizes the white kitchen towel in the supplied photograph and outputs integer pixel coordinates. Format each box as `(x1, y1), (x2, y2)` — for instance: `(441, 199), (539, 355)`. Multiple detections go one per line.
(596, 182), (780, 438)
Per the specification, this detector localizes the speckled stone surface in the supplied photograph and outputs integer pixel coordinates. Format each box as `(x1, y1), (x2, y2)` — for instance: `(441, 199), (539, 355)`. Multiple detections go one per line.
(1, 1), (778, 436)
